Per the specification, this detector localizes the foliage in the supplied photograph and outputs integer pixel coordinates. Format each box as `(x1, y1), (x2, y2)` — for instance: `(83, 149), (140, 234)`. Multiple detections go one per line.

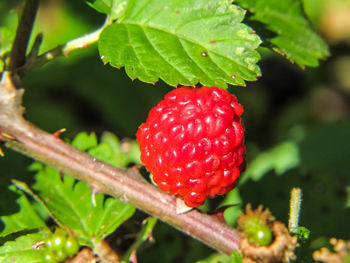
(1, 0), (349, 262)
(0, 231), (51, 263)
(0, 132), (137, 260)
(98, 0), (261, 88)
(236, 0), (329, 67)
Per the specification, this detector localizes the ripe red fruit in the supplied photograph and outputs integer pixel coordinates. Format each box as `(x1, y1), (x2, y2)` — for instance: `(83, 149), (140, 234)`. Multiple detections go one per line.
(137, 86), (245, 207)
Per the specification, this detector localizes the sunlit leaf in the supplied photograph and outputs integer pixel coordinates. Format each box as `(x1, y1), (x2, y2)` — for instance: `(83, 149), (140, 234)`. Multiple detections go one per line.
(31, 163), (135, 247)
(99, 0), (261, 88)
(0, 230), (50, 263)
(31, 132), (136, 247)
(0, 186), (47, 237)
(236, 0), (329, 67)
(241, 141), (300, 183)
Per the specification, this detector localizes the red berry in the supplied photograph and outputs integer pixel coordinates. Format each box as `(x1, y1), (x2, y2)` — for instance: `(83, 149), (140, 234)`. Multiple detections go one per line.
(137, 86), (245, 207)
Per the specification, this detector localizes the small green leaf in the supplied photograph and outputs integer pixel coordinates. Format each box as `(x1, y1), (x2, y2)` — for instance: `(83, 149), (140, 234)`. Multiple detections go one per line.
(98, 0), (261, 88)
(87, 0), (128, 20)
(0, 187), (47, 237)
(236, 0), (329, 67)
(89, 132), (141, 167)
(0, 230), (50, 263)
(241, 141), (300, 183)
(32, 165), (135, 246)
(71, 132), (98, 151)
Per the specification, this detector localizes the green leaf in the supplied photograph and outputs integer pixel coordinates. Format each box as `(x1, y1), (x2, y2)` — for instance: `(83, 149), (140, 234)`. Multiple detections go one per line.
(0, 187), (47, 237)
(101, 132), (141, 166)
(89, 132), (141, 167)
(32, 165), (135, 247)
(98, 0), (261, 88)
(220, 189), (242, 226)
(346, 186), (350, 208)
(87, 0), (128, 20)
(241, 141), (300, 183)
(0, 230), (50, 263)
(71, 132), (98, 151)
(236, 0), (329, 67)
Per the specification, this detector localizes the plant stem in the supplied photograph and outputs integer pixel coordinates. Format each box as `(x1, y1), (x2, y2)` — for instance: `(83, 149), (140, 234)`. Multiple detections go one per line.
(9, 0), (40, 71)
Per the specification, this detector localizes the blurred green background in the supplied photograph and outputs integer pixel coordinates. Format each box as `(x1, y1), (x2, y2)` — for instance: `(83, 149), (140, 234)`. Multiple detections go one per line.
(1, 0), (350, 262)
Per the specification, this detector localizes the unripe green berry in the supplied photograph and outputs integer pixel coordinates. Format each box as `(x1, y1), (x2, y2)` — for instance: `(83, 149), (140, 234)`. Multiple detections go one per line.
(50, 229), (67, 252)
(249, 224), (272, 246)
(64, 236), (80, 257)
(43, 250), (57, 263)
(56, 250), (67, 262)
(240, 214), (273, 246)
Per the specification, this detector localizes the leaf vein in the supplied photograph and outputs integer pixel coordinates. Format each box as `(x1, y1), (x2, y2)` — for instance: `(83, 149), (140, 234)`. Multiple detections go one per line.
(141, 28), (191, 82)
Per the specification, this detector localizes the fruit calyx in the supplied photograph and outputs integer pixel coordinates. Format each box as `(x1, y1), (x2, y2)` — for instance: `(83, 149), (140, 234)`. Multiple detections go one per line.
(237, 204), (297, 263)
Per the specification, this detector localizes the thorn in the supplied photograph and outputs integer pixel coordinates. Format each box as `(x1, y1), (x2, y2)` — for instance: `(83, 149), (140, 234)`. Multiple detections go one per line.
(149, 174), (157, 186)
(127, 165), (148, 183)
(148, 230), (155, 242)
(130, 250), (138, 263)
(0, 132), (15, 140)
(53, 128), (67, 138)
(28, 33), (43, 57)
(176, 198), (193, 214)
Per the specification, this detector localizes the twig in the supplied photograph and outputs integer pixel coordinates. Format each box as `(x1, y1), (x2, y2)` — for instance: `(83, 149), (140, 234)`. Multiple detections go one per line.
(20, 20), (108, 74)
(0, 74), (241, 255)
(9, 0), (40, 72)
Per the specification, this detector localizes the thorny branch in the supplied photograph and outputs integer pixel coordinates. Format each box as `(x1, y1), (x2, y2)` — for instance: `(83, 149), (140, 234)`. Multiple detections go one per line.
(0, 73), (241, 254)
(0, 0), (242, 256)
